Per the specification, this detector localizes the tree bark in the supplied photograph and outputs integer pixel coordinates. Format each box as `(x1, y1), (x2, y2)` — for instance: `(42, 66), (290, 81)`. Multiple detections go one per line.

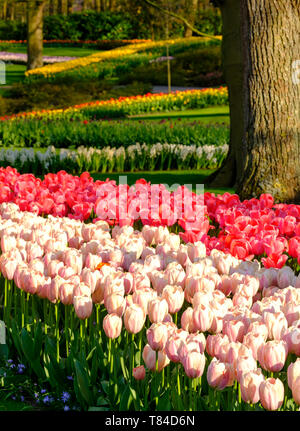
(184, 0), (198, 37)
(27, 1), (45, 71)
(67, 0), (73, 13)
(237, 0), (300, 202)
(48, 0), (55, 14)
(210, 0), (300, 203)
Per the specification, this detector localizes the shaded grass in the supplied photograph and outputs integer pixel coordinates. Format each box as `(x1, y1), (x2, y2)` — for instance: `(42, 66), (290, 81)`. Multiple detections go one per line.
(1, 46), (102, 58)
(0, 400), (35, 411)
(91, 169), (234, 195)
(0, 63), (25, 87)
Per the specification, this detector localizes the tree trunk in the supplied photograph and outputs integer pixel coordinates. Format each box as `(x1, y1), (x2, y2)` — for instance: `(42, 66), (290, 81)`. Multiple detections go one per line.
(67, 0), (73, 14)
(94, 0), (100, 12)
(208, 0), (243, 188)
(3, 1), (7, 20)
(184, 0), (198, 37)
(210, 0), (300, 203)
(8, 1), (15, 20)
(237, 0), (300, 202)
(48, 0), (55, 15)
(27, 1), (45, 71)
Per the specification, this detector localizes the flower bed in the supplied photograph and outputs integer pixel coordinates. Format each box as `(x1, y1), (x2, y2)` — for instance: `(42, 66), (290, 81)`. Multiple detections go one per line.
(24, 37), (221, 80)
(0, 199), (300, 411)
(0, 116), (229, 149)
(0, 52), (77, 64)
(0, 88), (228, 123)
(0, 143), (229, 175)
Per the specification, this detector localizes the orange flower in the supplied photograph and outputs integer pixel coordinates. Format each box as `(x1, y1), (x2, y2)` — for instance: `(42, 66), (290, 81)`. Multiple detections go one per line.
(95, 262), (110, 270)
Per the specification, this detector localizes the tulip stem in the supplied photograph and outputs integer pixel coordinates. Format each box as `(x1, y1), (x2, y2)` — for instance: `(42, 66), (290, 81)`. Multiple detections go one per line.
(21, 290), (25, 328)
(155, 352), (158, 408)
(177, 363), (181, 396)
(131, 334), (135, 381)
(65, 305), (69, 357)
(25, 293), (30, 331)
(80, 319), (85, 357)
(174, 312), (178, 326)
(166, 364), (170, 390)
(43, 300), (47, 334)
(189, 378), (193, 411)
(55, 303), (59, 363)
(4, 277), (7, 322)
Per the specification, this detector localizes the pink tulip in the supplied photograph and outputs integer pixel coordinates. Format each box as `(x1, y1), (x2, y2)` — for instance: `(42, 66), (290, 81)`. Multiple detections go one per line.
(148, 298), (168, 323)
(258, 340), (288, 372)
(142, 344), (170, 372)
(222, 319), (247, 343)
(292, 375), (300, 405)
(187, 241), (206, 263)
(104, 293), (126, 317)
(207, 358), (233, 390)
(240, 369), (265, 404)
(243, 333), (265, 360)
(132, 288), (157, 314)
(73, 295), (93, 319)
(236, 354), (257, 381)
(133, 365), (146, 380)
(287, 359), (300, 391)
(147, 323), (169, 351)
(259, 378), (284, 411)
(161, 285), (184, 314)
(282, 327), (300, 355)
(103, 313), (122, 339)
(206, 333), (229, 358)
(165, 330), (189, 362)
(59, 282), (74, 305)
(181, 307), (196, 333)
(183, 351), (206, 378)
(193, 304), (213, 332)
(262, 311), (288, 340)
(124, 304), (146, 334)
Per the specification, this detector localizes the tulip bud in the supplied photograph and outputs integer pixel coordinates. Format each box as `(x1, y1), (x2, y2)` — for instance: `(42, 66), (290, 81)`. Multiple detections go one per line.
(124, 304), (146, 334)
(133, 365), (146, 381)
(73, 295), (93, 320)
(103, 313), (122, 339)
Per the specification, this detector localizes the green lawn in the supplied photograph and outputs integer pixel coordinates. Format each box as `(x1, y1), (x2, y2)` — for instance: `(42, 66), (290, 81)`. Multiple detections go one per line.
(1, 46), (101, 57)
(129, 105), (230, 124)
(91, 169), (234, 195)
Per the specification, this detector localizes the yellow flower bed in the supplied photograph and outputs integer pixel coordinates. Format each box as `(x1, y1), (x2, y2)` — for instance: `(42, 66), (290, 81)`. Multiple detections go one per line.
(25, 36), (222, 78)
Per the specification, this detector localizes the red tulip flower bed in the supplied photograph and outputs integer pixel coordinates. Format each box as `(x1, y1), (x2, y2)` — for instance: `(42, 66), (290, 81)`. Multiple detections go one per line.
(1, 166), (299, 270)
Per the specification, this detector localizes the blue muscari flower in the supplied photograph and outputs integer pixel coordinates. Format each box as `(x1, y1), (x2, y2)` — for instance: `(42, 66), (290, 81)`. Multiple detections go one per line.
(20, 396), (25, 402)
(7, 359), (13, 364)
(17, 364), (26, 374)
(61, 392), (71, 403)
(43, 395), (50, 404)
(41, 389), (47, 394)
(66, 376), (73, 381)
(64, 406), (70, 411)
